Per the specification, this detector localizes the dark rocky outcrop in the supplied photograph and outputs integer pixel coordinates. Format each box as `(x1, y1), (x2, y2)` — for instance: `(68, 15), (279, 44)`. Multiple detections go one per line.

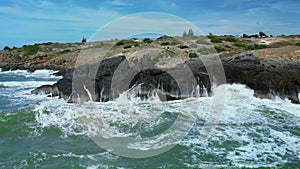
(0, 62), (66, 74)
(31, 84), (60, 97)
(222, 53), (300, 103)
(31, 53), (300, 104)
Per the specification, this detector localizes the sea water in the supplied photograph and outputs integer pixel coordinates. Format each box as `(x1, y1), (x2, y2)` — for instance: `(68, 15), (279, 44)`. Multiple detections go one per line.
(0, 70), (299, 168)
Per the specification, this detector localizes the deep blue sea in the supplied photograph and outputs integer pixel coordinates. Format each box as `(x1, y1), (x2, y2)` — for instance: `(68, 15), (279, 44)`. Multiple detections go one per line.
(0, 69), (299, 168)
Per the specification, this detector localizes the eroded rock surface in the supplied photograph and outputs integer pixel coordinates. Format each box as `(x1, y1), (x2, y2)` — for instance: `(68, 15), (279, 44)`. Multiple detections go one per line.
(32, 53), (300, 104)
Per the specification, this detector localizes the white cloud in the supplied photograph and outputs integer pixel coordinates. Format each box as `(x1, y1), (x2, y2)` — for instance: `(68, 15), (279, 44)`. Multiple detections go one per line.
(108, 0), (132, 6)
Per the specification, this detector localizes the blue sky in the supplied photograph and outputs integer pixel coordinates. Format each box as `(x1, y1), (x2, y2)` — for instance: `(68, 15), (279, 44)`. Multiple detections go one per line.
(0, 0), (299, 49)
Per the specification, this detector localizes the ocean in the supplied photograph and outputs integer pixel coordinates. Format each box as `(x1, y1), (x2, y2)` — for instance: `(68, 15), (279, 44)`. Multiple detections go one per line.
(0, 69), (299, 168)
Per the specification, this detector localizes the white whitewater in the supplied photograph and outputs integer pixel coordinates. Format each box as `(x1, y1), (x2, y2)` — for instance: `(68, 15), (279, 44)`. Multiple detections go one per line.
(2, 69), (298, 168)
(33, 83), (300, 168)
(83, 84), (93, 102)
(2, 69), (299, 168)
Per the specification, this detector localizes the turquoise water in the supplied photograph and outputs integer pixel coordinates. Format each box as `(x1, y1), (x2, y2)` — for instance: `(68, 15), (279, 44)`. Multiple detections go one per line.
(0, 70), (299, 168)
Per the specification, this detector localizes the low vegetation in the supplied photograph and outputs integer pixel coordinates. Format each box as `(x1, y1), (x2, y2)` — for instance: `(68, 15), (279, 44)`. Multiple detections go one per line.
(215, 46), (227, 53)
(246, 44), (268, 50)
(188, 52), (198, 58)
(143, 38), (153, 43)
(23, 45), (40, 56)
(233, 41), (247, 48)
(1, 32), (299, 69)
(124, 44), (132, 49)
(208, 36), (223, 43)
(178, 45), (189, 49)
(160, 42), (170, 46)
(208, 35), (239, 43)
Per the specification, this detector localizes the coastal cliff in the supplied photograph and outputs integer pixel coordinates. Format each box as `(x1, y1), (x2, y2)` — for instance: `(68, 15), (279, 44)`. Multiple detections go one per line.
(31, 53), (300, 104)
(1, 35), (300, 103)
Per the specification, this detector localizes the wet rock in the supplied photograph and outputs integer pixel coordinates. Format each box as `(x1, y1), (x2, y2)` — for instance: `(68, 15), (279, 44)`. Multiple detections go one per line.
(31, 53), (300, 104)
(223, 53), (300, 103)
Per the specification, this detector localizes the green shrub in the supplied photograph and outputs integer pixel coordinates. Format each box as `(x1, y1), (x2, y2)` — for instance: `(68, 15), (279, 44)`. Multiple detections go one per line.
(170, 41), (178, 45)
(211, 38), (222, 43)
(178, 45), (189, 49)
(295, 42), (300, 46)
(233, 42), (246, 48)
(246, 45), (255, 50)
(210, 38), (222, 43)
(134, 43), (139, 47)
(207, 35), (223, 43)
(124, 44), (132, 49)
(116, 40), (125, 46)
(189, 52), (198, 58)
(23, 45), (40, 55)
(246, 44), (268, 50)
(143, 38), (153, 43)
(160, 42), (170, 46)
(255, 44), (268, 49)
(215, 46), (227, 53)
(224, 37), (238, 42)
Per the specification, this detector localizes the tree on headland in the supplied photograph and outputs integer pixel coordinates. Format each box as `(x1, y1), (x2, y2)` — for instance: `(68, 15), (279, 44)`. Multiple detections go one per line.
(242, 32), (268, 38)
(81, 37), (87, 43)
(183, 29), (195, 37)
(252, 34), (259, 38)
(259, 32), (268, 38)
(243, 34), (249, 38)
(3, 46), (10, 50)
(188, 29), (194, 36)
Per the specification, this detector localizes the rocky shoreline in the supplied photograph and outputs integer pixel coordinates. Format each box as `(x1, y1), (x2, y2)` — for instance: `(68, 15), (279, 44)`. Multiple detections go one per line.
(1, 35), (299, 104)
(30, 53), (300, 104)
